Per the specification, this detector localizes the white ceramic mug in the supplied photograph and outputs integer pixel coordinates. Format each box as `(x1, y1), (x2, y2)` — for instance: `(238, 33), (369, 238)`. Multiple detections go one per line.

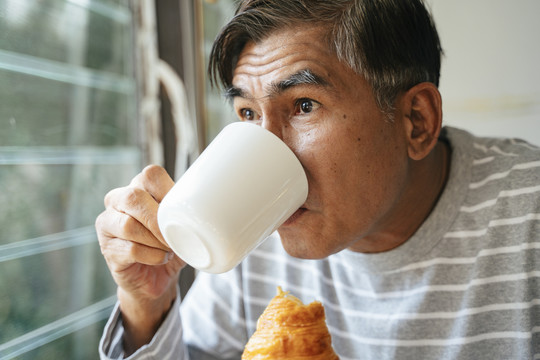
(157, 122), (308, 273)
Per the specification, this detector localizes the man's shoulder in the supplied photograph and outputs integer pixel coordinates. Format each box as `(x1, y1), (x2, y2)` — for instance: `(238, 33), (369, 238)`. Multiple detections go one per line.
(444, 126), (540, 182)
(444, 126), (539, 159)
(444, 127), (540, 244)
(469, 132), (539, 187)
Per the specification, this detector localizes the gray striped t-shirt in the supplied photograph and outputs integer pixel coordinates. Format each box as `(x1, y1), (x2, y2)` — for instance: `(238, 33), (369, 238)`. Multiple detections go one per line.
(100, 126), (540, 359)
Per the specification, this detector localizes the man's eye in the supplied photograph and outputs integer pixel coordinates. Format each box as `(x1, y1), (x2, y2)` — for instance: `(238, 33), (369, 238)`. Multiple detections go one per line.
(295, 99), (320, 115)
(240, 109), (260, 121)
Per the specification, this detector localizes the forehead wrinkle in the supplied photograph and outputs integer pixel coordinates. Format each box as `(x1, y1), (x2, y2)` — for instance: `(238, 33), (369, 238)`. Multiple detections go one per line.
(234, 51), (311, 79)
(238, 41), (325, 64)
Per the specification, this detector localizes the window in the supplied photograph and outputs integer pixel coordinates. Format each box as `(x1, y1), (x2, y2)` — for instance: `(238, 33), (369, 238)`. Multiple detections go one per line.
(0, 0), (140, 358)
(200, 0), (237, 143)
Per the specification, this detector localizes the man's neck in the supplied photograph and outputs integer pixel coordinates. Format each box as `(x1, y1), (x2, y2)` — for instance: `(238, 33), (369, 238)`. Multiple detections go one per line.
(348, 139), (451, 253)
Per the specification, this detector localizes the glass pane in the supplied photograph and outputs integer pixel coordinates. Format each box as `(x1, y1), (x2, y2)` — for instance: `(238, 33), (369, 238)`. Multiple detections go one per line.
(0, 243), (116, 344)
(0, 162), (140, 246)
(5, 319), (111, 360)
(201, 0), (237, 143)
(0, 0), (140, 357)
(0, 0), (132, 75)
(0, 69), (135, 147)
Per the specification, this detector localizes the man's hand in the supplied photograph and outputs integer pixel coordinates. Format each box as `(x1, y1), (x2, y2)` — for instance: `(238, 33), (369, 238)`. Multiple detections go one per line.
(96, 165), (185, 354)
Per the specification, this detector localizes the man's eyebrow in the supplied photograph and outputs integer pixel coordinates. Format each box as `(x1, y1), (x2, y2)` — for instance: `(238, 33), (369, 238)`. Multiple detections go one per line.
(223, 86), (247, 102)
(269, 69), (329, 95)
(223, 69), (330, 102)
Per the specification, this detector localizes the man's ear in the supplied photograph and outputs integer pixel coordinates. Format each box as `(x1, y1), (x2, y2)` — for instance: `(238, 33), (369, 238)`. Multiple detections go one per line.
(398, 82), (442, 161)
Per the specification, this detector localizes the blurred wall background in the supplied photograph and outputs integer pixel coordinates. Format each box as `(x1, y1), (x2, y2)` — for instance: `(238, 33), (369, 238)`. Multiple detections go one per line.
(429, 0), (540, 145)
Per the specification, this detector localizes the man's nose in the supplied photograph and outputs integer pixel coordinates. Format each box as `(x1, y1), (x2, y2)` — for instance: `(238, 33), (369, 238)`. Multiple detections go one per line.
(261, 116), (283, 140)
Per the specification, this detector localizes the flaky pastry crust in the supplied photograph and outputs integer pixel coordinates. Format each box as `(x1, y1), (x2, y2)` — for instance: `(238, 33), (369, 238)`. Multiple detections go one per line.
(242, 287), (339, 359)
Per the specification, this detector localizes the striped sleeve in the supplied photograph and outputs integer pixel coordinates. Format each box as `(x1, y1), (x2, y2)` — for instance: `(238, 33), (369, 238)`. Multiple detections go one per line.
(180, 268), (249, 360)
(99, 295), (188, 360)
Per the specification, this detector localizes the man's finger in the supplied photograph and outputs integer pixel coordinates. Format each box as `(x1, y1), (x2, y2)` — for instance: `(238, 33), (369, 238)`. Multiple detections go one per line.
(99, 237), (172, 272)
(103, 186), (166, 246)
(96, 209), (170, 252)
(129, 165), (175, 203)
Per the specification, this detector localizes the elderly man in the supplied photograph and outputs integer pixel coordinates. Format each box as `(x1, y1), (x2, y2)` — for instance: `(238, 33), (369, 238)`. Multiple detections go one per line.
(98, 0), (540, 359)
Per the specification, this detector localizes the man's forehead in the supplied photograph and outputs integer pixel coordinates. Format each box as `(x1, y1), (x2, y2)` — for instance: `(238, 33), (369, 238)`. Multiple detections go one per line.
(233, 25), (335, 72)
(231, 36), (338, 83)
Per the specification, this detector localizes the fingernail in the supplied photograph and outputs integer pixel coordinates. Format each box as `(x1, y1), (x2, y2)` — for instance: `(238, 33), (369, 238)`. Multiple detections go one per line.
(162, 252), (172, 264)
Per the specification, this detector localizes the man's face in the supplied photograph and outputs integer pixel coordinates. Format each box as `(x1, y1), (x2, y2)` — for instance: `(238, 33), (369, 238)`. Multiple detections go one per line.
(230, 26), (411, 258)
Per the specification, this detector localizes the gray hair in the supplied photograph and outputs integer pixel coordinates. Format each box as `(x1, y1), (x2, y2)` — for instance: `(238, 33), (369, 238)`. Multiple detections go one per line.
(209, 0), (443, 118)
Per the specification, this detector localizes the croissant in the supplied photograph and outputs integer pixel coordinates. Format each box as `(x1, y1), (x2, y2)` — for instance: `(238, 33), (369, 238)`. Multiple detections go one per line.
(242, 287), (339, 359)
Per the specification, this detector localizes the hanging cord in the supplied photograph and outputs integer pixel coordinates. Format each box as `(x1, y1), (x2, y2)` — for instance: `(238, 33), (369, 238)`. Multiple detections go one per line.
(157, 59), (198, 176)
(136, 0), (199, 175)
